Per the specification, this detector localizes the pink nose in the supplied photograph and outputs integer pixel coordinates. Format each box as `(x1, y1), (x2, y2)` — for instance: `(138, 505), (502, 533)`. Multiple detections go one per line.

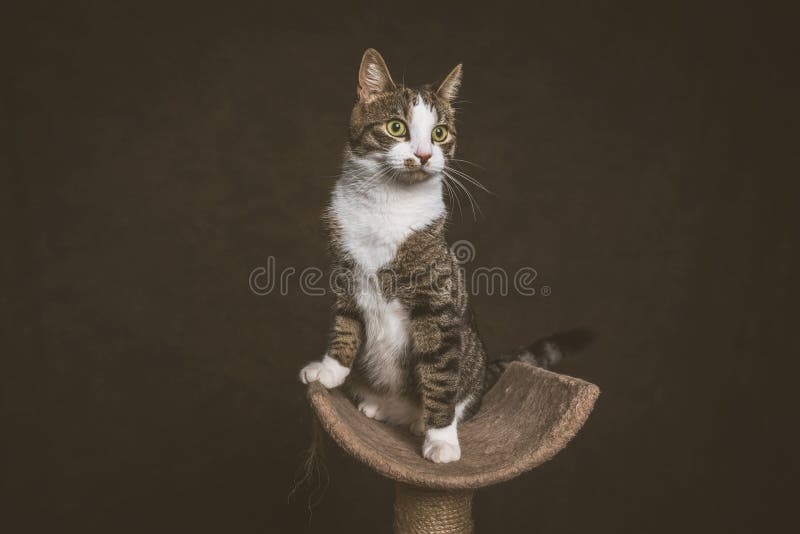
(415, 151), (431, 165)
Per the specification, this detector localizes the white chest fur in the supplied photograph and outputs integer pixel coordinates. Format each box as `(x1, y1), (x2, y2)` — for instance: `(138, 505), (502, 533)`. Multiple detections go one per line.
(331, 175), (445, 392)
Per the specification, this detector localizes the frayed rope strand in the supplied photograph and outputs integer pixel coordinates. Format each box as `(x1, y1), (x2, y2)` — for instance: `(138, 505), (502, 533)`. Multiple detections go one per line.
(287, 416), (329, 524)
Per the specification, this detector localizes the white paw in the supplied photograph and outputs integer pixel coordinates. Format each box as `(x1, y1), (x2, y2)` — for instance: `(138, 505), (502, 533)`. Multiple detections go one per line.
(409, 419), (425, 436)
(422, 440), (461, 463)
(358, 401), (386, 421)
(423, 421), (461, 463)
(299, 355), (350, 389)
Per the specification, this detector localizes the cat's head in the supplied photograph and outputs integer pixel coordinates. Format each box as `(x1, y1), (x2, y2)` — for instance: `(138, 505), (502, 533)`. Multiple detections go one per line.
(346, 49), (462, 184)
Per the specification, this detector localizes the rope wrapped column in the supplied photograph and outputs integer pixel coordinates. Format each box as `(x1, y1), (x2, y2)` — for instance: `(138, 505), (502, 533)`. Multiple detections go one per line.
(394, 484), (474, 534)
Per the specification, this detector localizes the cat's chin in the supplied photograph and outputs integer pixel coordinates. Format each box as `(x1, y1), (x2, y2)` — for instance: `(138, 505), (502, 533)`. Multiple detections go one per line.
(395, 168), (436, 185)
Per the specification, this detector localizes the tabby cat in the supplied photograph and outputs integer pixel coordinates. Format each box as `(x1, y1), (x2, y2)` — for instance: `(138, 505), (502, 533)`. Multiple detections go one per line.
(299, 49), (591, 463)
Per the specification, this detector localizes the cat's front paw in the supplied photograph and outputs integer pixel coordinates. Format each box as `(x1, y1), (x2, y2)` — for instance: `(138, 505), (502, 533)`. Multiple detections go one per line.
(422, 439), (461, 463)
(299, 355), (350, 389)
(423, 423), (461, 463)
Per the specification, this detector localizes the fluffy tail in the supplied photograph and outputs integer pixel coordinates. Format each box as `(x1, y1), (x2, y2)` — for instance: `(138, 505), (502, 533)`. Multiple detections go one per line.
(485, 328), (596, 389)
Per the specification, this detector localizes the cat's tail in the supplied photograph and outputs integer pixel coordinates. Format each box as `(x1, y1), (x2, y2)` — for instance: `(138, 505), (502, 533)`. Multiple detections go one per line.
(484, 328), (596, 389)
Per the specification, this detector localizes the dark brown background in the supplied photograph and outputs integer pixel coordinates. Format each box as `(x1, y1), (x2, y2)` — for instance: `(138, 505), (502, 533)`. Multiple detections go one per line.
(2, 2), (796, 533)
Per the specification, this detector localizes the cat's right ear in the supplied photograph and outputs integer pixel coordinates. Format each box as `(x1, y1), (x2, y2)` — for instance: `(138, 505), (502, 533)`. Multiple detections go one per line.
(358, 49), (395, 102)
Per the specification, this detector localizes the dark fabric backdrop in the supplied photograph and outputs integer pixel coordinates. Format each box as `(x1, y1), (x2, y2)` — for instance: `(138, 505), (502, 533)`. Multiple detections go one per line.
(3, 2), (796, 533)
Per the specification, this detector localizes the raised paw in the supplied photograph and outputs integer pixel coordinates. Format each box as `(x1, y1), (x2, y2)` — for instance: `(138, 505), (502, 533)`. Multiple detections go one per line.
(299, 355), (350, 389)
(422, 439), (461, 463)
(358, 400), (387, 421)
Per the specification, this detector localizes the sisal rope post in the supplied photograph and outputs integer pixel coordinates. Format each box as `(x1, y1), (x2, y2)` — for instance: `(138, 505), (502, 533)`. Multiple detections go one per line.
(394, 484), (474, 534)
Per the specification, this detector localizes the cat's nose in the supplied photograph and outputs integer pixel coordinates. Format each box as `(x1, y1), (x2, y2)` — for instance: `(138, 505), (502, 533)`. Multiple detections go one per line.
(415, 150), (431, 165)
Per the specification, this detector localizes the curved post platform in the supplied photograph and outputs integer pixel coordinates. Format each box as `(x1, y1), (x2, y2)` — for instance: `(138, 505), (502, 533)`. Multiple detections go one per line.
(307, 362), (600, 532)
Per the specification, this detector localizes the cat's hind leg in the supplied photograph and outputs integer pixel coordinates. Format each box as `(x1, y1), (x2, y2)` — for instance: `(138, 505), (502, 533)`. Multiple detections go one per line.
(353, 389), (420, 427)
(357, 397), (388, 421)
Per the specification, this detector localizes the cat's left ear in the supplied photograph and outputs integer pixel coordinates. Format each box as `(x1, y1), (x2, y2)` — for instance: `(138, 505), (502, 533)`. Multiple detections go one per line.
(436, 64), (463, 103)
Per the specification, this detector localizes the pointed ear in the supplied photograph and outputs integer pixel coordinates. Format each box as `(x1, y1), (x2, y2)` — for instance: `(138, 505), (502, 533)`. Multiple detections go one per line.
(436, 64), (463, 103)
(358, 48), (395, 102)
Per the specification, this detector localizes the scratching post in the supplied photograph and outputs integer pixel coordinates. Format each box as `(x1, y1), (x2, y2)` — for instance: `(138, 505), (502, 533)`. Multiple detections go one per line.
(307, 362), (599, 533)
(394, 484), (474, 534)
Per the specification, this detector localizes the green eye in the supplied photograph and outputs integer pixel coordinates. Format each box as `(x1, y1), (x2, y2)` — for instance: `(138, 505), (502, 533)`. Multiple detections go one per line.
(386, 120), (407, 137)
(432, 125), (448, 142)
